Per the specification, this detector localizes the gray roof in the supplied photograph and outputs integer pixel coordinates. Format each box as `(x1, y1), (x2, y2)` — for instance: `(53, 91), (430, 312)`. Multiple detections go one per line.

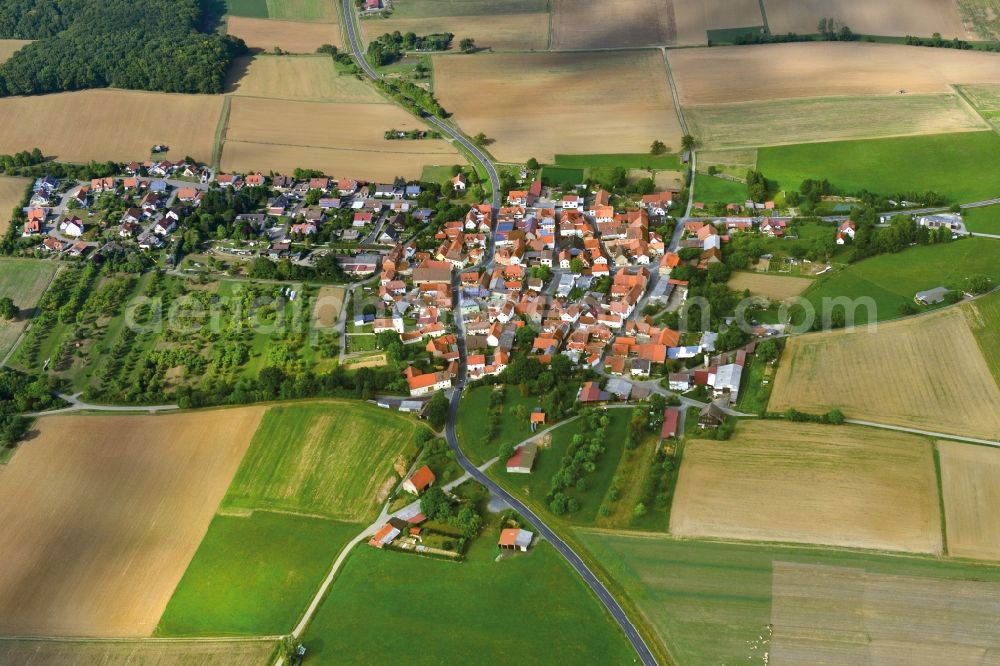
(515, 529), (533, 549)
(915, 287), (949, 304)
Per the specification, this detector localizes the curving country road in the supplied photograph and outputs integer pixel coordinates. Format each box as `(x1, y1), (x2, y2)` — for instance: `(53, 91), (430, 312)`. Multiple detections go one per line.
(341, 0), (500, 208)
(342, 3), (656, 663)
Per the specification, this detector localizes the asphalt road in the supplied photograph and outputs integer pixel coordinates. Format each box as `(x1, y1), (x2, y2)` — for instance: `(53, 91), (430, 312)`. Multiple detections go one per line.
(343, 3), (655, 662)
(341, 0), (500, 209)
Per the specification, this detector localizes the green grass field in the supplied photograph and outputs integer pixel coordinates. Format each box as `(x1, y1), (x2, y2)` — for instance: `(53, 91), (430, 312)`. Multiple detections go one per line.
(301, 539), (635, 664)
(802, 238), (1000, 323)
(155, 513), (360, 636)
(694, 173), (745, 204)
(222, 402), (422, 522)
(758, 131), (1000, 203)
(577, 533), (1000, 666)
(706, 25), (766, 44)
(541, 166), (584, 185)
(226, 0), (269, 18)
(552, 153), (683, 170)
(964, 204), (1000, 234)
(389, 0), (548, 18)
(495, 408), (631, 525)
(0, 259), (57, 359)
(967, 290), (1000, 387)
(457, 385), (540, 464)
(266, 0), (336, 21)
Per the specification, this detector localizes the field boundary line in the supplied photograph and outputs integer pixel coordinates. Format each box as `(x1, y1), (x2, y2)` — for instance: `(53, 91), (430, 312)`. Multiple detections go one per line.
(951, 83), (1000, 135)
(211, 95), (232, 172)
(845, 419), (1000, 448)
(931, 442), (949, 555)
(0, 635), (282, 643)
(222, 138), (459, 156)
(756, 0), (770, 33)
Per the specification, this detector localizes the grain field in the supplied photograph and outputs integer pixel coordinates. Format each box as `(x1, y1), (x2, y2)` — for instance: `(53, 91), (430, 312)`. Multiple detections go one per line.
(551, 0), (677, 49)
(728, 271), (812, 301)
(764, 0), (973, 39)
(226, 16), (341, 52)
(0, 639), (276, 665)
(0, 39), (30, 64)
(938, 442), (1000, 560)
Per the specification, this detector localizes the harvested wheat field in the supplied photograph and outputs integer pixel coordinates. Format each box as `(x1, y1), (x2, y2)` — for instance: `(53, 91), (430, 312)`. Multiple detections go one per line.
(0, 408), (264, 636)
(670, 421), (942, 553)
(0, 175), (30, 233)
(0, 90), (223, 164)
(362, 13), (549, 51)
(686, 94), (987, 150)
(434, 51), (682, 162)
(673, 0), (766, 45)
(938, 442), (1000, 560)
(729, 271), (812, 301)
(227, 16), (340, 53)
(0, 39), (30, 64)
(221, 96), (459, 180)
(312, 285), (346, 327)
(669, 42), (1000, 105)
(0, 639), (276, 665)
(764, 0), (972, 39)
(771, 307), (1000, 441)
(771, 562), (1000, 664)
(551, 0), (676, 49)
(226, 55), (384, 103)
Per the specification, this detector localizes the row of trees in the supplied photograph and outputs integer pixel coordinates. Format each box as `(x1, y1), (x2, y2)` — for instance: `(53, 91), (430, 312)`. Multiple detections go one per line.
(367, 31), (453, 66)
(0, 0), (246, 96)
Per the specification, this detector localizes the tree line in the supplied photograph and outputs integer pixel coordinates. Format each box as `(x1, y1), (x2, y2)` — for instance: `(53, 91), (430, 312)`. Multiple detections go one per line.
(0, 0), (246, 96)
(367, 31), (453, 67)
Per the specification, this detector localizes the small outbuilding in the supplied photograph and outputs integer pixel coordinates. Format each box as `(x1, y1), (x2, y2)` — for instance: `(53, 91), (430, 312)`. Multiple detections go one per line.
(499, 528), (533, 552)
(698, 401), (726, 429)
(915, 286), (949, 306)
(660, 408), (679, 440)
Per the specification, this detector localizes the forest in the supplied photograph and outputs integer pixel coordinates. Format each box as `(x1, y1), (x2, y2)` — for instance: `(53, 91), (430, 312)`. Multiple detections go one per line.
(0, 0), (245, 96)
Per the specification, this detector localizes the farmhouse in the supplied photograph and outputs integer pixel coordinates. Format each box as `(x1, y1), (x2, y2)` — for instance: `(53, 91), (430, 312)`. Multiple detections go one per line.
(403, 465), (436, 495)
(498, 528), (533, 552)
(506, 442), (538, 474)
(406, 370), (453, 396)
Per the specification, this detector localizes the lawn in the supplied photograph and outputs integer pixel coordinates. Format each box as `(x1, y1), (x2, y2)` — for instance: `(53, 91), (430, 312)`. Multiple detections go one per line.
(802, 237), (1000, 323)
(576, 533), (1000, 666)
(964, 204), (1000, 234)
(0, 258), (57, 360)
(693, 173), (745, 204)
(155, 513), (360, 636)
(226, 0), (269, 18)
(222, 401), (424, 522)
(301, 539), (636, 664)
(734, 354), (774, 415)
(541, 165), (584, 185)
(758, 131), (1000, 203)
(494, 407), (632, 525)
(456, 385), (542, 464)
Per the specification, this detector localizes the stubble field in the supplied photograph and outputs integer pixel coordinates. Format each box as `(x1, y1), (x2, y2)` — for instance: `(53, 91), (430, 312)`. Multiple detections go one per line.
(0, 408), (264, 636)
(769, 304), (1000, 441)
(0, 639), (276, 665)
(221, 401), (423, 522)
(685, 93), (987, 150)
(0, 175), (30, 233)
(938, 442), (1000, 560)
(669, 421), (942, 553)
(668, 42), (1000, 105)
(220, 96), (459, 179)
(673, 0), (766, 44)
(763, 0), (973, 38)
(0, 39), (30, 63)
(0, 90), (224, 164)
(770, 561), (1000, 663)
(433, 51), (682, 162)
(728, 271), (812, 301)
(550, 0), (677, 49)
(226, 55), (384, 102)
(226, 16), (341, 53)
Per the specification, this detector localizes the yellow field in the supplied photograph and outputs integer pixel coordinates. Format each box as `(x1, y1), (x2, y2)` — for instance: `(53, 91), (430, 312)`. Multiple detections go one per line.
(0, 408), (264, 636)
(938, 442), (1000, 560)
(686, 93), (988, 150)
(361, 13), (549, 51)
(771, 562), (1000, 664)
(433, 51), (682, 162)
(220, 96), (460, 179)
(764, 0), (973, 39)
(670, 421), (942, 553)
(770, 306), (1000, 441)
(728, 271), (812, 301)
(551, 0), (676, 49)
(0, 39), (30, 64)
(226, 16), (341, 52)
(0, 90), (224, 164)
(0, 175), (30, 234)
(669, 42), (1000, 105)
(226, 55), (384, 102)
(312, 285), (346, 327)
(0, 639), (276, 665)
(673, 0), (766, 45)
